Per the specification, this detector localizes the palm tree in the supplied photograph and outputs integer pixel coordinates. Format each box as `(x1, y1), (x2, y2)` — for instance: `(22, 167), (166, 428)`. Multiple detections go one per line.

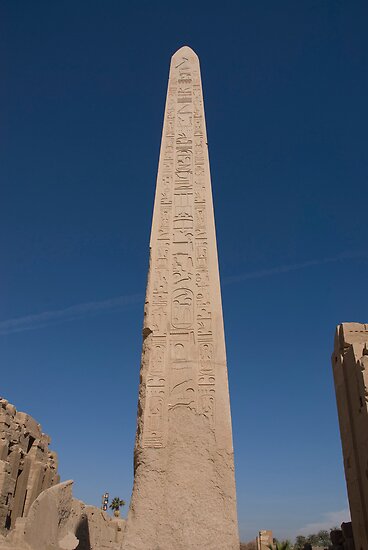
(109, 497), (125, 517)
(268, 541), (292, 550)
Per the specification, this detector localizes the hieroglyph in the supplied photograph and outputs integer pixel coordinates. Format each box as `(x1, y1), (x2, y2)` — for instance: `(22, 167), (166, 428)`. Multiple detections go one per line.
(124, 46), (239, 550)
(143, 49), (217, 447)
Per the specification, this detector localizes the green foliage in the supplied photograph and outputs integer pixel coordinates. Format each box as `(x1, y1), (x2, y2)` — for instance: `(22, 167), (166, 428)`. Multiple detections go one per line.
(109, 497), (125, 511)
(294, 528), (331, 548)
(294, 535), (307, 548)
(268, 541), (292, 550)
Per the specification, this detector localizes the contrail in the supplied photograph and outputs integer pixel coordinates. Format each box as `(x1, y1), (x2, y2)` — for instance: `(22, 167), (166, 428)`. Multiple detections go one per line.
(0, 251), (366, 336)
(0, 293), (144, 336)
(222, 250), (367, 285)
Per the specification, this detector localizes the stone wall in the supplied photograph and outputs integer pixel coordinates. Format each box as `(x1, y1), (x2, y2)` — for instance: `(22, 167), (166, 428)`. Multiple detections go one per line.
(0, 397), (59, 534)
(256, 530), (273, 549)
(332, 323), (368, 550)
(0, 480), (125, 550)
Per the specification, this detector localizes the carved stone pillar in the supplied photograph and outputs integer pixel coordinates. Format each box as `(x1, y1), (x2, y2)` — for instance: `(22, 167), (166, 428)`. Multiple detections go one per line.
(123, 46), (239, 550)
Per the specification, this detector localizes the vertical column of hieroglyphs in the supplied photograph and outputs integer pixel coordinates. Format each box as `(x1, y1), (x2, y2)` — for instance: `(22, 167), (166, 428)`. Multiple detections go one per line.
(140, 58), (177, 449)
(192, 56), (217, 425)
(167, 48), (197, 421)
(141, 48), (217, 444)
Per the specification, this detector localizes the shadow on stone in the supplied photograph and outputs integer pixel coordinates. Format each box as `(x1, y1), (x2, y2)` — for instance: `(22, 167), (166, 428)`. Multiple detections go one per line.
(75, 515), (91, 550)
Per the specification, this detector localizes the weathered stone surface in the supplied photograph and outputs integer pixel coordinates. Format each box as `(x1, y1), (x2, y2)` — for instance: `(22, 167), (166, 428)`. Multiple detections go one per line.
(332, 323), (368, 550)
(1, 480), (124, 550)
(123, 46), (239, 550)
(256, 530), (273, 550)
(83, 505), (125, 549)
(0, 397), (59, 534)
(15, 480), (76, 549)
(58, 532), (79, 550)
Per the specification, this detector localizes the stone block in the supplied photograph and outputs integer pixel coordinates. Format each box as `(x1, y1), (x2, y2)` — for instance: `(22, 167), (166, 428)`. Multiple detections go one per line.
(0, 400), (59, 534)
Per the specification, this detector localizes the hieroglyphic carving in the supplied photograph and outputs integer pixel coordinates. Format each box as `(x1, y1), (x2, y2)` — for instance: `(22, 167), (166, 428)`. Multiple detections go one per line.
(150, 304), (167, 335)
(198, 385), (215, 424)
(174, 193), (193, 223)
(157, 243), (169, 268)
(198, 340), (215, 425)
(168, 377), (196, 411)
(143, 47), (217, 446)
(196, 243), (207, 269)
(191, 78), (216, 417)
(161, 175), (172, 203)
(173, 253), (192, 286)
(199, 342), (213, 371)
(127, 48), (239, 550)
(168, 330), (196, 411)
(143, 334), (167, 447)
(172, 288), (193, 329)
(194, 184), (205, 203)
(143, 387), (165, 448)
(153, 269), (168, 297)
(150, 340), (166, 373)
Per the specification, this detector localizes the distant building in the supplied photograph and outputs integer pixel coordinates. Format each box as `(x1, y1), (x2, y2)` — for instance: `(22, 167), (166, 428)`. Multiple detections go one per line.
(256, 529), (273, 550)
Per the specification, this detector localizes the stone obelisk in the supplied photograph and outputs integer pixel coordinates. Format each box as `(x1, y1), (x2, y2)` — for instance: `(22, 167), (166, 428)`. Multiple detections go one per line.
(123, 46), (239, 550)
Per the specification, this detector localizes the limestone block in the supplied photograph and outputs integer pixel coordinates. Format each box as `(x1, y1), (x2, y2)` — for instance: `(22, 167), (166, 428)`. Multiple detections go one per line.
(0, 399), (60, 533)
(0, 445), (8, 464)
(0, 413), (11, 439)
(40, 433), (50, 447)
(256, 530), (273, 550)
(4, 407), (15, 419)
(111, 517), (126, 544)
(27, 440), (45, 462)
(84, 505), (119, 549)
(4, 481), (123, 550)
(58, 532), (79, 550)
(14, 414), (40, 441)
(7, 449), (21, 481)
(23, 461), (45, 516)
(11, 456), (31, 522)
(17, 480), (74, 549)
(0, 462), (12, 534)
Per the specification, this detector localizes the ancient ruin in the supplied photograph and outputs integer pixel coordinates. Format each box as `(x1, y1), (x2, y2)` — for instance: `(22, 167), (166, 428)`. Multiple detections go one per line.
(332, 323), (368, 550)
(123, 45), (240, 549)
(256, 530), (273, 550)
(0, 398), (126, 550)
(0, 397), (59, 534)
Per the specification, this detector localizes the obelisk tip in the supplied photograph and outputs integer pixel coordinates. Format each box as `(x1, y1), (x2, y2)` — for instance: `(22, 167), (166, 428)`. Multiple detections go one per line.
(172, 45), (199, 59)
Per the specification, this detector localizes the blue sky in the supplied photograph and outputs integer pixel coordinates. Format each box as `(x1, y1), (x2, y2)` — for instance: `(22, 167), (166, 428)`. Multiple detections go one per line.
(1, 0), (368, 542)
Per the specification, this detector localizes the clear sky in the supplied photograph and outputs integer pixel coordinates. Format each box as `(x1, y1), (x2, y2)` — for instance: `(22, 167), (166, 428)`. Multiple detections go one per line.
(1, 0), (368, 542)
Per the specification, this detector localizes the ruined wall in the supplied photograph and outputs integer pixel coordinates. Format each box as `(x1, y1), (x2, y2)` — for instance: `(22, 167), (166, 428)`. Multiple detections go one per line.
(0, 480), (125, 550)
(256, 530), (273, 550)
(332, 323), (368, 550)
(0, 397), (59, 533)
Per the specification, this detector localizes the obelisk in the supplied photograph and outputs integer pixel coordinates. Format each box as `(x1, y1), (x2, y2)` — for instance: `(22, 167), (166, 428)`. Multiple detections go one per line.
(123, 46), (239, 550)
